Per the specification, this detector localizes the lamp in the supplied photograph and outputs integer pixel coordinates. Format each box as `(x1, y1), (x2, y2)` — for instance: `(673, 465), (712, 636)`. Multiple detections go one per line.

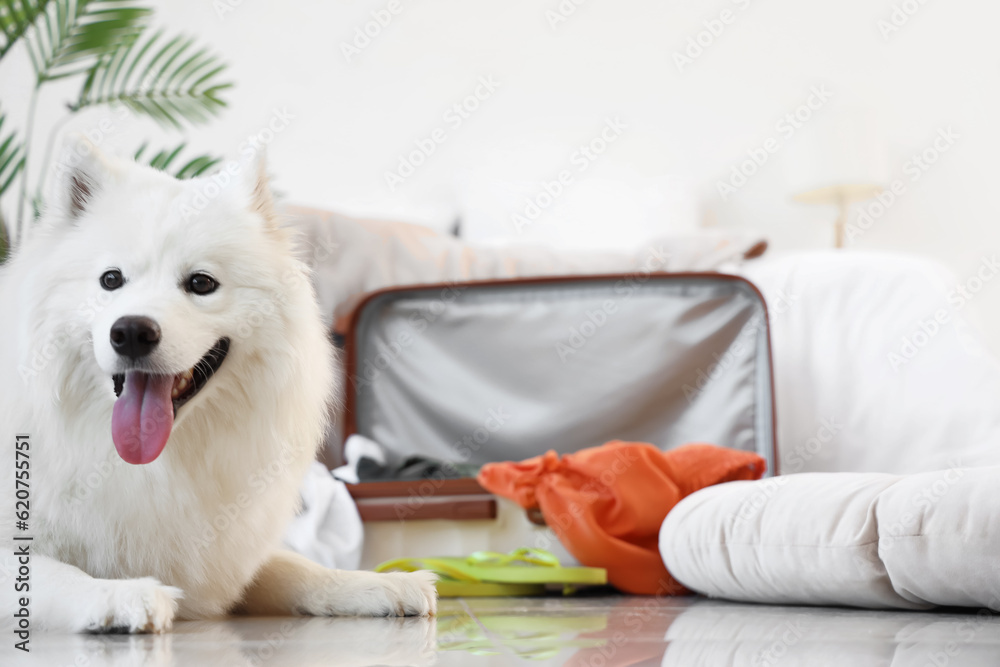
(792, 183), (882, 248)
(784, 106), (888, 248)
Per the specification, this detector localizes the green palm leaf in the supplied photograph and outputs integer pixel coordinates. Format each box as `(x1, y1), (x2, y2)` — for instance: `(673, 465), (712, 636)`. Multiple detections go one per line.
(27, 0), (150, 82)
(72, 28), (231, 130)
(0, 109), (24, 198)
(0, 107), (23, 262)
(0, 0), (52, 61)
(173, 154), (220, 180)
(134, 141), (221, 179)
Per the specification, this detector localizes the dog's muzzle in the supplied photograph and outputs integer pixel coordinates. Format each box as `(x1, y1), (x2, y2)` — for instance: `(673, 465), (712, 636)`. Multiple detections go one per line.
(110, 336), (230, 465)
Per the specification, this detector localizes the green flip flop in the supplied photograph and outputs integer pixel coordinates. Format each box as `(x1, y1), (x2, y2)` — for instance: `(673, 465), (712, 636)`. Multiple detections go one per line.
(375, 547), (607, 597)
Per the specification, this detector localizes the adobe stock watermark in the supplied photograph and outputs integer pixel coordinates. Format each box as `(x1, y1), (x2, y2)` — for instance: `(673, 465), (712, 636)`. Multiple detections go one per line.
(180, 107), (295, 221)
(231, 264), (318, 342)
(920, 603), (1000, 667)
(782, 417), (843, 473)
(682, 288), (797, 402)
(64, 450), (128, 506)
(50, 105), (131, 178)
(42, 105), (134, 238)
(47, 71), (187, 202)
(353, 282), (467, 389)
(716, 85), (833, 202)
(545, 0), (590, 30)
(732, 416), (843, 525)
(16, 280), (127, 384)
(846, 125), (958, 243)
(301, 230), (339, 267)
(245, 621), (297, 666)
(673, 0), (754, 73)
(451, 408), (511, 463)
(877, 0), (932, 41)
(194, 440), (309, 552)
(395, 407), (512, 520)
(340, 0), (412, 63)
(532, 445), (641, 551)
(511, 116), (627, 234)
(554, 245), (669, 362)
(879, 460), (965, 552)
(233, 297), (281, 341)
(213, 0), (245, 19)
(17, 323), (89, 385)
(754, 620), (806, 667)
(887, 253), (998, 371)
(384, 76), (500, 192)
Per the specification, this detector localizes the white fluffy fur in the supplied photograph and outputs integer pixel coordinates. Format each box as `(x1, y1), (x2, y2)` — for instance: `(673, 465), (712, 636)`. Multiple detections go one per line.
(0, 139), (435, 634)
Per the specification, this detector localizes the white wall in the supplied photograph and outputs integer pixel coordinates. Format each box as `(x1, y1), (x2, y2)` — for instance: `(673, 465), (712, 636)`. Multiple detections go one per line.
(4, 0), (1000, 348)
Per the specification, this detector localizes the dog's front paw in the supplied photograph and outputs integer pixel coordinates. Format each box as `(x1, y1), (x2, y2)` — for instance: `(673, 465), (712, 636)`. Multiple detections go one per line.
(300, 570), (437, 618)
(80, 577), (183, 634)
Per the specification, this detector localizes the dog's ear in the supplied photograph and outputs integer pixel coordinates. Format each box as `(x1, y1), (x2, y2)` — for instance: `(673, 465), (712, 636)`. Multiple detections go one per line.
(57, 135), (115, 220)
(247, 152), (277, 224)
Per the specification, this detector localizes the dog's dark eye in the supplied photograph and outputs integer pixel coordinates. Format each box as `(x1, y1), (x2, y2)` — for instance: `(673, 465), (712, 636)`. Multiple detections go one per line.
(186, 273), (218, 295)
(100, 269), (124, 291)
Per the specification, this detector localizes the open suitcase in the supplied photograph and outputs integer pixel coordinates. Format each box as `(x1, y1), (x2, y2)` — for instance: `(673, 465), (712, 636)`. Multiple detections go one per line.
(332, 273), (777, 569)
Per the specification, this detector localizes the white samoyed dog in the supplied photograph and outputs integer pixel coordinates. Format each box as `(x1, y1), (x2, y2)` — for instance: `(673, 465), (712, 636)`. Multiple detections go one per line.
(0, 138), (435, 636)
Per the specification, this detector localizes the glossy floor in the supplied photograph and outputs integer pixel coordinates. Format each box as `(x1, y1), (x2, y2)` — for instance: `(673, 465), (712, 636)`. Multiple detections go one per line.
(11, 595), (1000, 665)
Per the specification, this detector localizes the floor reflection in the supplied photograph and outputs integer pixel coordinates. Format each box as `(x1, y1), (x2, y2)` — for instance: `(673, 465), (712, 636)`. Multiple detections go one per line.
(662, 600), (1000, 666)
(10, 615), (437, 666)
(433, 595), (1000, 666)
(9, 595), (1000, 666)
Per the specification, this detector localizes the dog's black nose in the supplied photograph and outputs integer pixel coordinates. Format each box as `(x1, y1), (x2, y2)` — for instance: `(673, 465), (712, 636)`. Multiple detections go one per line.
(110, 316), (161, 359)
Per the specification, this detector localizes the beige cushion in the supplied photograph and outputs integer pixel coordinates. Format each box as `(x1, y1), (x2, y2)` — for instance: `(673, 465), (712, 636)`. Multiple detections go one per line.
(282, 204), (766, 324)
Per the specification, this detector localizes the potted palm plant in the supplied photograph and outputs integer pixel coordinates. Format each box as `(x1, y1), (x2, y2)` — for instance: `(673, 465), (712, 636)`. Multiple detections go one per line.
(0, 0), (234, 261)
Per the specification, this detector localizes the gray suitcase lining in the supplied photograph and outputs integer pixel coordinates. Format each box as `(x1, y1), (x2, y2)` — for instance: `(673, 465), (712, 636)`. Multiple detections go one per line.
(346, 274), (776, 476)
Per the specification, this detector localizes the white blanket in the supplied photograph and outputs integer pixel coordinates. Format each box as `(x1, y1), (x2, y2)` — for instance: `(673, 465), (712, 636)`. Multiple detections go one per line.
(740, 250), (1000, 475)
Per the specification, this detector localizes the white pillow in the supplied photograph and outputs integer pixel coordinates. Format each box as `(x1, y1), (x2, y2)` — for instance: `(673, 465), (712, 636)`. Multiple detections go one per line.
(660, 465), (1000, 610)
(660, 472), (923, 609)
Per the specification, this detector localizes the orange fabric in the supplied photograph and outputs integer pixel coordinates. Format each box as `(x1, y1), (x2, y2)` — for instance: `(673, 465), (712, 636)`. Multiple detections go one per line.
(477, 441), (765, 595)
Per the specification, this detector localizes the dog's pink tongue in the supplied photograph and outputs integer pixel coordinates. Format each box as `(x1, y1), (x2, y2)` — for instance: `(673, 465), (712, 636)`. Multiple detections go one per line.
(111, 372), (174, 465)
